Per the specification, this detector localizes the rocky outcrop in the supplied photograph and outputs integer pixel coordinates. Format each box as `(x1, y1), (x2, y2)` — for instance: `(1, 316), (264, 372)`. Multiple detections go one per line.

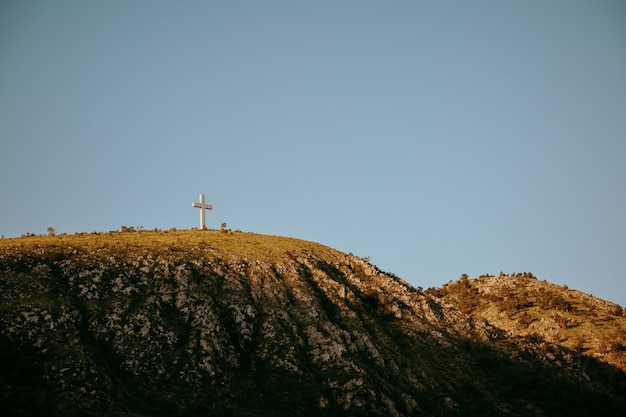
(1, 231), (625, 416)
(432, 273), (626, 372)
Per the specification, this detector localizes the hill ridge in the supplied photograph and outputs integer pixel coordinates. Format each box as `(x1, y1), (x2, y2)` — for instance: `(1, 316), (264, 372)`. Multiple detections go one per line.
(431, 273), (626, 372)
(1, 230), (625, 416)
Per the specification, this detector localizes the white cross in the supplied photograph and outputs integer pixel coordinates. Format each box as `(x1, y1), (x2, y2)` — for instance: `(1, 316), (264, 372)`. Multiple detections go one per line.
(192, 194), (213, 230)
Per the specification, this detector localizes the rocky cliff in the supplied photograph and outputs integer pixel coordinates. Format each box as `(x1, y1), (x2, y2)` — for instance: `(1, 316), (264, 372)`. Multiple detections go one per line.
(1, 230), (625, 416)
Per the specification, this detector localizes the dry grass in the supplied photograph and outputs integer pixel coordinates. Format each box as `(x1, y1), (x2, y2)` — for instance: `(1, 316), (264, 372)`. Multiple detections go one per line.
(435, 274), (626, 371)
(0, 229), (338, 263)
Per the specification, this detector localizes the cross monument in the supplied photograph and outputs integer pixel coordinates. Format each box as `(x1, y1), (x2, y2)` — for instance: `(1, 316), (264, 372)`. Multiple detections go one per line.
(192, 194), (213, 230)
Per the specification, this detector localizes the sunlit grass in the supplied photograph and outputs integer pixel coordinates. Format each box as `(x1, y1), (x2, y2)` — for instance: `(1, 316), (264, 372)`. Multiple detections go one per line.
(0, 229), (339, 264)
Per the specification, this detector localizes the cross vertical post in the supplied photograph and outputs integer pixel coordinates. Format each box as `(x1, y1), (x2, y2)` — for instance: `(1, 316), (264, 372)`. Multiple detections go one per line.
(192, 194), (213, 230)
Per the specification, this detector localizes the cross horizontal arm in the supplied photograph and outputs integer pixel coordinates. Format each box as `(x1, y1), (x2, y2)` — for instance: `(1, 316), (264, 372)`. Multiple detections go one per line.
(192, 202), (213, 210)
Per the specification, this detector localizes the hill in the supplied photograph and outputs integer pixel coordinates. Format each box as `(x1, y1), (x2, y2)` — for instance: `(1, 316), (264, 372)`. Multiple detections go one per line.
(1, 230), (625, 416)
(429, 273), (626, 372)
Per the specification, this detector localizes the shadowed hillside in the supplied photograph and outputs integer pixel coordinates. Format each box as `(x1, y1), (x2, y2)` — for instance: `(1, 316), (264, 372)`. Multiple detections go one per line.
(1, 230), (625, 416)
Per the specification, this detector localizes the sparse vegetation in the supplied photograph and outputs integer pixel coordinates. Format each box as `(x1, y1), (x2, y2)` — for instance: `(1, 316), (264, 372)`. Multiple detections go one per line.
(436, 272), (626, 373)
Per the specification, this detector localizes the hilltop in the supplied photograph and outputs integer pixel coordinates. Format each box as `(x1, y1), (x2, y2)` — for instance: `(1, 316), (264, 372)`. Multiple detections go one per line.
(430, 273), (626, 372)
(1, 230), (625, 416)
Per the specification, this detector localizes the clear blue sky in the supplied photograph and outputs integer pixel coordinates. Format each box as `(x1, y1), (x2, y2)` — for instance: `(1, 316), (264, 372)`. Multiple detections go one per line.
(2, 1), (625, 306)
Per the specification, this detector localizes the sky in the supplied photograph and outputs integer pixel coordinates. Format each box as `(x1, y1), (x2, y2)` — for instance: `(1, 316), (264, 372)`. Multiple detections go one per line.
(1, 1), (625, 306)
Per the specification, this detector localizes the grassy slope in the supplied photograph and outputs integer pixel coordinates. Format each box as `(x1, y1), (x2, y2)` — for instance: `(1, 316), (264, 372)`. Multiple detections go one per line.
(0, 229), (335, 261)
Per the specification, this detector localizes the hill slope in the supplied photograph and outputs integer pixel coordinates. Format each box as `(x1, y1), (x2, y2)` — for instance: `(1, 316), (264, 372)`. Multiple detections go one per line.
(1, 230), (625, 416)
(430, 273), (626, 372)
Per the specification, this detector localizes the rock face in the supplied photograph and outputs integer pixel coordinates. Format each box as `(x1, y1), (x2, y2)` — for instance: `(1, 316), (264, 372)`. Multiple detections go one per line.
(431, 273), (626, 372)
(1, 231), (625, 416)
